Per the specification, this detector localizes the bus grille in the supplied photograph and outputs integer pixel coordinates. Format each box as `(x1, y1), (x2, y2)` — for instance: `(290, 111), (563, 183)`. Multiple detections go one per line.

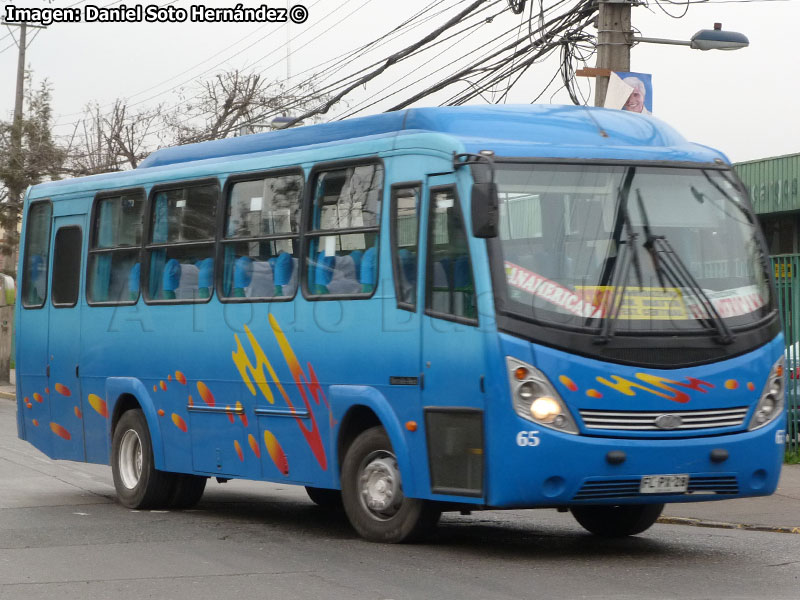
(573, 476), (739, 500)
(578, 407), (749, 431)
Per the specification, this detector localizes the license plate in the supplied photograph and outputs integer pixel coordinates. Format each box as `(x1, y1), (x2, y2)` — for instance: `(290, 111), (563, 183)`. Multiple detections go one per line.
(639, 474), (689, 494)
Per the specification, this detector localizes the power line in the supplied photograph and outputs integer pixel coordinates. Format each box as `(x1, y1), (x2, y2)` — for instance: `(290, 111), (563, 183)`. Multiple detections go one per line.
(53, 0), (325, 121)
(51, 0), (356, 130)
(69, 0), (455, 141)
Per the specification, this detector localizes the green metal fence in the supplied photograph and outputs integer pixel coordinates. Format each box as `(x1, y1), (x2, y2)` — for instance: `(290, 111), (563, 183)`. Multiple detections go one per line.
(770, 254), (800, 455)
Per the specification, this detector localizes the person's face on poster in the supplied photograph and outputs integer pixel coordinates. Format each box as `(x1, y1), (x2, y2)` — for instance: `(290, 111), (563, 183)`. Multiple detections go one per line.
(624, 86), (645, 113)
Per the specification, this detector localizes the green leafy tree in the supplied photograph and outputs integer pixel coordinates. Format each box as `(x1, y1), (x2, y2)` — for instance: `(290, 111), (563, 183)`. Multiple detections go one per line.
(0, 75), (66, 269)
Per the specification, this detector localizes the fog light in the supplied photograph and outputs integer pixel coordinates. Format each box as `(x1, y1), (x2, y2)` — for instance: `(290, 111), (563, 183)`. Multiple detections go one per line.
(531, 397), (560, 422)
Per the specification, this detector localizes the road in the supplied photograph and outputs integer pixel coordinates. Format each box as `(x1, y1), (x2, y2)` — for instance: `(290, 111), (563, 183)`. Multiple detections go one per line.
(1, 399), (799, 600)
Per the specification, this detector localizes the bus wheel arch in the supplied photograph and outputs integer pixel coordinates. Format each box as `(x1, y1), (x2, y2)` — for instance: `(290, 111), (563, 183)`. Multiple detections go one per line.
(335, 399), (418, 496)
(110, 393), (141, 438)
(337, 404), (382, 474)
(106, 378), (167, 471)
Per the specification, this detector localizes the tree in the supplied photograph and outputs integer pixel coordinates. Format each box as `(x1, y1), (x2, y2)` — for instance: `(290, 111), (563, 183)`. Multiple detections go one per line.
(161, 70), (327, 145)
(0, 75), (65, 265)
(63, 70), (330, 176)
(64, 99), (163, 175)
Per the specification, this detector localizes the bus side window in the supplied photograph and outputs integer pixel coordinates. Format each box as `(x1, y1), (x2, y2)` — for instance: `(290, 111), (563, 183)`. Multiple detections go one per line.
(87, 191), (145, 304)
(220, 172), (303, 300)
(305, 163), (383, 298)
(426, 188), (477, 322)
(391, 185), (421, 310)
(145, 182), (218, 302)
(21, 201), (53, 309)
(52, 227), (83, 307)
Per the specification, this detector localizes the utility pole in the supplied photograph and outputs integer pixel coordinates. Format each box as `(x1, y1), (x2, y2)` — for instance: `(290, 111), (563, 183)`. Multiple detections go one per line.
(1, 19), (43, 273)
(10, 22), (27, 196)
(593, 1), (632, 107)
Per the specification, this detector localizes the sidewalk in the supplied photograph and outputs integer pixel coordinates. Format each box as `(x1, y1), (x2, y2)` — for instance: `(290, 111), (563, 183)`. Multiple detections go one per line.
(0, 382), (14, 400)
(662, 465), (800, 534)
(0, 387), (797, 533)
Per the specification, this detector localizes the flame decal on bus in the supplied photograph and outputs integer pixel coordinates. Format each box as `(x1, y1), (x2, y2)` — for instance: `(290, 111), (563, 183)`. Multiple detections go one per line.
(231, 316), (332, 471)
(595, 373), (714, 404)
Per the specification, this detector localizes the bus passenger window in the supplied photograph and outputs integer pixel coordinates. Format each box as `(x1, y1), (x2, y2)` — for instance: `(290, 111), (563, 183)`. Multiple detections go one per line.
(221, 172), (303, 300)
(87, 191), (145, 304)
(145, 183), (218, 302)
(426, 188), (477, 321)
(21, 201), (52, 308)
(305, 163), (383, 297)
(391, 185), (420, 309)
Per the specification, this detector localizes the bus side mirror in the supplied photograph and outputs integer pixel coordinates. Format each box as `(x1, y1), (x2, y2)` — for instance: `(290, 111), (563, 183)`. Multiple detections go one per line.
(471, 182), (499, 238)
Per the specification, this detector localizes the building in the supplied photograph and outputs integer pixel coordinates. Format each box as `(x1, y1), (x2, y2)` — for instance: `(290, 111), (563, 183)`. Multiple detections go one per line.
(734, 153), (800, 255)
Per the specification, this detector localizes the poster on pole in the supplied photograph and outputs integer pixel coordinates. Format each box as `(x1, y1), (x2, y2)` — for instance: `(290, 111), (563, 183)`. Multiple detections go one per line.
(604, 71), (653, 115)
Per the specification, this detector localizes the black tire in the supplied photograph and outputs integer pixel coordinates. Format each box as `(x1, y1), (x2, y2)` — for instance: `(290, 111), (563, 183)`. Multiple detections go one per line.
(571, 503), (664, 537)
(169, 474), (207, 509)
(111, 409), (175, 509)
(305, 486), (343, 510)
(341, 426), (440, 543)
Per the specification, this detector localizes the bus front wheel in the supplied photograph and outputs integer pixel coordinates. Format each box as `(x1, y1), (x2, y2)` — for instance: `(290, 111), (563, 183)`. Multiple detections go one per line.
(111, 409), (175, 509)
(341, 427), (440, 543)
(570, 503), (664, 537)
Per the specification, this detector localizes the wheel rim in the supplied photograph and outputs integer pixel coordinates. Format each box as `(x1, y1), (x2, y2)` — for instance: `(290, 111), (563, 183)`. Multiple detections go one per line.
(118, 429), (143, 490)
(358, 450), (403, 520)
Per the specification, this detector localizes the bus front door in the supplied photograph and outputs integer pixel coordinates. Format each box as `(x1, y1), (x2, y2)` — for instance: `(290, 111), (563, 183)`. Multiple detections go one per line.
(420, 174), (486, 499)
(47, 215), (86, 461)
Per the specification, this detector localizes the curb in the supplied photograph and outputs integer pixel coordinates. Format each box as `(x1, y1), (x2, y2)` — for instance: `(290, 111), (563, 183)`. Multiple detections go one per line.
(0, 391), (14, 401)
(658, 516), (800, 535)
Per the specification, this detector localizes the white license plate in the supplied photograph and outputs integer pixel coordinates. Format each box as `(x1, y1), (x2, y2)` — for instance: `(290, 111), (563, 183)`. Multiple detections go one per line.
(639, 474), (689, 494)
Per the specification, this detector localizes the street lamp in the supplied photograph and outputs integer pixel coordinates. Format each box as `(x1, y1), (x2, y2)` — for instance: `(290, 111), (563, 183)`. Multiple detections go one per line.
(633, 23), (749, 51)
(590, 8), (750, 107)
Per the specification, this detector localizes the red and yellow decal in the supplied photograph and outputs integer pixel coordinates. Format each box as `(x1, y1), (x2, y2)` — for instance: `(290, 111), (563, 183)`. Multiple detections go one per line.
(88, 394), (108, 418)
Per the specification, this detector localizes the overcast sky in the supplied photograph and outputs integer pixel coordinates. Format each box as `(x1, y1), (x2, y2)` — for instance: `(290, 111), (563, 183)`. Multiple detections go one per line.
(1, 0), (798, 164)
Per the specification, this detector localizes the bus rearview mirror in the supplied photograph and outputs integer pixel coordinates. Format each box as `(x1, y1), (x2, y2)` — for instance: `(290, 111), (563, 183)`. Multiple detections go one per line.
(471, 182), (499, 238)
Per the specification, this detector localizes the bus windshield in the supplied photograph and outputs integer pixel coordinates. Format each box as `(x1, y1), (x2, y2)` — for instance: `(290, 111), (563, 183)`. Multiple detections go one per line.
(495, 163), (773, 335)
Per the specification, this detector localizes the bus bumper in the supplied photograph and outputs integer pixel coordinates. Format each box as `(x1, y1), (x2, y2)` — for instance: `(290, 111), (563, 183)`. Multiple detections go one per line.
(485, 415), (785, 508)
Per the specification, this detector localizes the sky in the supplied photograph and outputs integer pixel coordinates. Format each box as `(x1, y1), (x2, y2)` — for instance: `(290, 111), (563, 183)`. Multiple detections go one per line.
(0, 0), (798, 164)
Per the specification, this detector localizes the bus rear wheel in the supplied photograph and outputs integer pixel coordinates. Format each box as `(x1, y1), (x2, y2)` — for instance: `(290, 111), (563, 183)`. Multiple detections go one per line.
(341, 426), (440, 543)
(570, 503), (664, 537)
(169, 474), (207, 509)
(111, 409), (175, 509)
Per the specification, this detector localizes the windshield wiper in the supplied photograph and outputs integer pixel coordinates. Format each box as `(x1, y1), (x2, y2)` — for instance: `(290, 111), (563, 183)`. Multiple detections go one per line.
(636, 189), (667, 289)
(636, 190), (735, 345)
(595, 231), (638, 343)
(595, 169), (642, 344)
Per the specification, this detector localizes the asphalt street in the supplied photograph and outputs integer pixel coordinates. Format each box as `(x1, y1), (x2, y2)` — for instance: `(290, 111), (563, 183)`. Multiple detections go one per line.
(1, 398), (799, 600)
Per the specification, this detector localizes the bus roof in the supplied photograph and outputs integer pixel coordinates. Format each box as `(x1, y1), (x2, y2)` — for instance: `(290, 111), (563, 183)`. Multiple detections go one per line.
(30, 105), (727, 198)
(139, 104), (724, 169)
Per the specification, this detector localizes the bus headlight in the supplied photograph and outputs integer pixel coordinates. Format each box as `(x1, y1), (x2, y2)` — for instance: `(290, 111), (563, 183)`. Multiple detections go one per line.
(507, 357), (578, 434)
(748, 357), (785, 431)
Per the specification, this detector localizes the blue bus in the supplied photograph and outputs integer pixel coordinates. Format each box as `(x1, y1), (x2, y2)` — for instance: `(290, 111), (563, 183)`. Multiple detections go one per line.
(15, 105), (786, 542)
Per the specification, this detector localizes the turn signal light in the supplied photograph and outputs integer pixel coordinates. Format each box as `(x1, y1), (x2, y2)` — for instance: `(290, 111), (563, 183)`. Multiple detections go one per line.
(514, 367), (529, 381)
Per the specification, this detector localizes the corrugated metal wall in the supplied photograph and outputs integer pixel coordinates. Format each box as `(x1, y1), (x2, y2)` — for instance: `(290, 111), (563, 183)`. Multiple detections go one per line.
(735, 154), (800, 215)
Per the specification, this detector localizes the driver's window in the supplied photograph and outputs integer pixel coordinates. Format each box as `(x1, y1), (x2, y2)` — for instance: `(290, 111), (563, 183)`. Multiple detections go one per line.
(425, 187), (477, 322)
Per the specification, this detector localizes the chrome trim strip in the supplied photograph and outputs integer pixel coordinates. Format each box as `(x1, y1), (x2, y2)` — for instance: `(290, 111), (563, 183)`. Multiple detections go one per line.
(254, 407), (310, 418)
